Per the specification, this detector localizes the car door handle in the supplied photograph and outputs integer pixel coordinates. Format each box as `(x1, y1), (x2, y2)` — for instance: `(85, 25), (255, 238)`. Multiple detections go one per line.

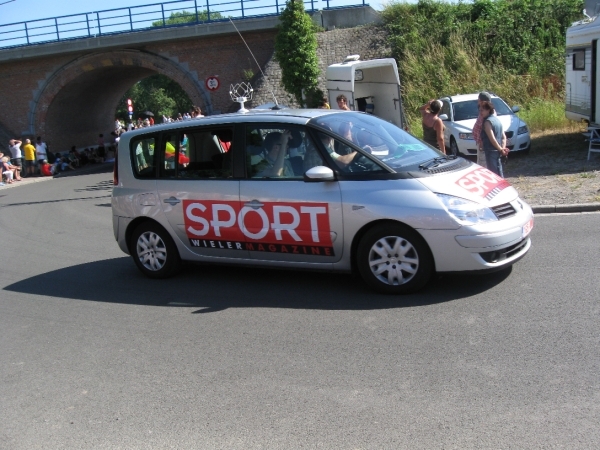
(244, 200), (264, 209)
(163, 196), (181, 206)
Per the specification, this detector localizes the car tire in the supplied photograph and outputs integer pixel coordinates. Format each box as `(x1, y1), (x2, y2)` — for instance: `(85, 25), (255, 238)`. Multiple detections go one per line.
(356, 223), (433, 294)
(131, 222), (181, 279)
(450, 137), (460, 157)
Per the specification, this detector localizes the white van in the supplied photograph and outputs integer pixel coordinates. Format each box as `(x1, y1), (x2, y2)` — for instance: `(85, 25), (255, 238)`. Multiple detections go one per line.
(112, 108), (533, 294)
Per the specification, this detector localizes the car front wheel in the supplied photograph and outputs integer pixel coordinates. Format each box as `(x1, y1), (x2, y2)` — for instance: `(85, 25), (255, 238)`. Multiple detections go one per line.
(357, 223), (433, 294)
(131, 222), (181, 278)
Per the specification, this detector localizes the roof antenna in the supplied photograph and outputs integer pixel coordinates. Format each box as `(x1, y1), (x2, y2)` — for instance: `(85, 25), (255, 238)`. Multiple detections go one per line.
(229, 18), (280, 110)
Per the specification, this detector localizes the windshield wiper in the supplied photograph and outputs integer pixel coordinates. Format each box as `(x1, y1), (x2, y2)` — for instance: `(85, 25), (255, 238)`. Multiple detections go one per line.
(419, 155), (456, 170)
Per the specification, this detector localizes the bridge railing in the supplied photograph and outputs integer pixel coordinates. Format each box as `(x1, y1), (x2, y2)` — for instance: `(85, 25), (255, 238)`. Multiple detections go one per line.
(0, 0), (367, 49)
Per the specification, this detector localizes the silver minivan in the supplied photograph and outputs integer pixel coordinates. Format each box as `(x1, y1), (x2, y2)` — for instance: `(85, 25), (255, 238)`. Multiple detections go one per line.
(112, 109), (533, 294)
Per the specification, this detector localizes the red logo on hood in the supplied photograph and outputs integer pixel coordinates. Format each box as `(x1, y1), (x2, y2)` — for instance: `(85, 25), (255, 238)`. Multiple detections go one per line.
(455, 168), (511, 200)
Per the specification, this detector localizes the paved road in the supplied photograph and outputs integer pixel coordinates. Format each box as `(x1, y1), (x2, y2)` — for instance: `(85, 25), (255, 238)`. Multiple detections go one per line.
(1, 172), (599, 449)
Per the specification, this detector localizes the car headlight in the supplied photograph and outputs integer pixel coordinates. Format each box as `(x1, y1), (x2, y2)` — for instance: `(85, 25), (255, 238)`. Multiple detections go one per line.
(436, 193), (498, 225)
(458, 132), (474, 140)
(517, 124), (529, 135)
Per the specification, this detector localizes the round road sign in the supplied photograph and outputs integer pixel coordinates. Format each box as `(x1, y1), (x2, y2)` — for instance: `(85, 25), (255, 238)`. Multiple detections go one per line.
(205, 76), (220, 91)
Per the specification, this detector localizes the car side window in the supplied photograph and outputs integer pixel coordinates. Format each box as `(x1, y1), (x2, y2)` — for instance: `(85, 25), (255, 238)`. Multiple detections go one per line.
(131, 136), (156, 178)
(158, 128), (233, 179)
(246, 125), (323, 179)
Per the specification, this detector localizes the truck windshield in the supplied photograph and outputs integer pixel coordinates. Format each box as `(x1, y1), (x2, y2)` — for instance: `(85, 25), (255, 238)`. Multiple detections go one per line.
(309, 112), (443, 171)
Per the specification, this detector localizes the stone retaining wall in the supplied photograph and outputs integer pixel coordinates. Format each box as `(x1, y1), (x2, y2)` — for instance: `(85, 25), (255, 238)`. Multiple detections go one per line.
(247, 24), (392, 110)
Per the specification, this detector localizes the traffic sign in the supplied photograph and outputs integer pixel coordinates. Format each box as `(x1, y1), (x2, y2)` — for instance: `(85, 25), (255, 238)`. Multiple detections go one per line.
(205, 76), (220, 91)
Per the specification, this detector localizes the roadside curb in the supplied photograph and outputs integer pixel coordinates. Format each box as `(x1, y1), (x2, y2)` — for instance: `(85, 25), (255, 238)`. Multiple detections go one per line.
(0, 162), (113, 190)
(531, 203), (600, 214)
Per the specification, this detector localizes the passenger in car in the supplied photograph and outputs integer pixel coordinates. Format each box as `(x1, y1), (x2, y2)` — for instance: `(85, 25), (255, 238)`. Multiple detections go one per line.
(251, 131), (295, 178)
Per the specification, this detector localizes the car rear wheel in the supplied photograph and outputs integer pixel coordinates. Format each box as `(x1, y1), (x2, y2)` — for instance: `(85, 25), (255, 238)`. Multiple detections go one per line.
(131, 222), (181, 278)
(450, 137), (460, 157)
(357, 223), (433, 294)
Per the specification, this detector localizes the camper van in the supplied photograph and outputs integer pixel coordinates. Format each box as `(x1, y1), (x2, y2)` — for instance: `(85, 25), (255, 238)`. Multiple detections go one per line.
(565, 12), (600, 123)
(326, 56), (407, 129)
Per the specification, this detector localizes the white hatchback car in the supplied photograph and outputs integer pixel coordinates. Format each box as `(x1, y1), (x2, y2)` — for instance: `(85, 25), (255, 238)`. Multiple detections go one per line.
(439, 94), (531, 157)
(112, 108), (533, 294)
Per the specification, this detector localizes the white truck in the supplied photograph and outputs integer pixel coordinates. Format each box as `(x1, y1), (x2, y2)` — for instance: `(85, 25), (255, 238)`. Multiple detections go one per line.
(326, 56), (407, 129)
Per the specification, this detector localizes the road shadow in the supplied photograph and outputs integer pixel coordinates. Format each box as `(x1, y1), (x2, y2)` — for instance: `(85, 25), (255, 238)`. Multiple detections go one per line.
(4, 257), (511, 313)
(54, 162), (113, 179)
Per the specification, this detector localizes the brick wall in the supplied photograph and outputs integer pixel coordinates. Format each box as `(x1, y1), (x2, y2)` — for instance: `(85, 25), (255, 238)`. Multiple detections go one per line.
(0, 24), (389, 151)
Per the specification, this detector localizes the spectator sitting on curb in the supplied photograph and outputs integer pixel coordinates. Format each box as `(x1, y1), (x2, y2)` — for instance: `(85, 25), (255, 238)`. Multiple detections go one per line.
(2, 155), (20, 183)
(40, 160), (53, 176)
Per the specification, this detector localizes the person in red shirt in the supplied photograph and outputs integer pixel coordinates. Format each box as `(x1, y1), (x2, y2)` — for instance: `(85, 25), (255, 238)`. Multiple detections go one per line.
(40, 160), (53, 176)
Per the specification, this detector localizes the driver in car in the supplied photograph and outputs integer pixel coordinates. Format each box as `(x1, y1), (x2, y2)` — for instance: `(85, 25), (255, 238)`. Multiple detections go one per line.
(318, 127), (357, 169)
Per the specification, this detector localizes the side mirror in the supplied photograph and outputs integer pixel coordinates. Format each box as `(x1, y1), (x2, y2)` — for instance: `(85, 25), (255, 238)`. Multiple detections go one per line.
(304, 166), (335, 182)
(439, 114), (449, 121)
(511, 105), (521, 113)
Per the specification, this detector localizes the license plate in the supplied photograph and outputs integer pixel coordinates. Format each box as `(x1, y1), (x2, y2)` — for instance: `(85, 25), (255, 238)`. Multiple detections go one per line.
(522, 218), (534, 238)
(506, 138), (513, 146)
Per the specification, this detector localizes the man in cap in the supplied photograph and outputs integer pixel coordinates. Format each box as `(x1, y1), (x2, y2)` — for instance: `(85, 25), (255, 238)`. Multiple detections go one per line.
(472, 91), (493, 168)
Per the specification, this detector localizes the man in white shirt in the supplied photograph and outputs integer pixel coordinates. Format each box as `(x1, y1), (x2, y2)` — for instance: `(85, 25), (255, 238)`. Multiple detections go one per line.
(9, 139), (23, 170)
(35, 136), (48, 168)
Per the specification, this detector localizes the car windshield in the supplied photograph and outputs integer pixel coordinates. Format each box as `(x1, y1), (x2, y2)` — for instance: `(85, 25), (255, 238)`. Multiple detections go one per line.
(452, 98), (514, 121)
(309, 112), (442, 171)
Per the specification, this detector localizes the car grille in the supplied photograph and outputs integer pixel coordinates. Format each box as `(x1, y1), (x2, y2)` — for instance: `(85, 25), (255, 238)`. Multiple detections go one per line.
(505, 131), (514, 138)
(491, 203), (516, 219)
(479, 238), (529, 263)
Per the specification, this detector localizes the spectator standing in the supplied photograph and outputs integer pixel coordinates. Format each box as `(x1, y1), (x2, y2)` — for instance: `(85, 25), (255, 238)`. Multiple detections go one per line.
(9, 139), (24, 174)
(22, 138), (37, 177)
(35, 136), (48, 168)
(336, 94), (351, 111)
(318, 97), (331, 109)
(480, 101), (508, 177)
(419, 100), (445, 153)
(472, 92), (493, 167)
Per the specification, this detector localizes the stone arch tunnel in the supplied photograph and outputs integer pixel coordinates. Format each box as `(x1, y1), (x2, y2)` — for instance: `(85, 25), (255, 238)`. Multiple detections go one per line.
(34, 49), (211, 150)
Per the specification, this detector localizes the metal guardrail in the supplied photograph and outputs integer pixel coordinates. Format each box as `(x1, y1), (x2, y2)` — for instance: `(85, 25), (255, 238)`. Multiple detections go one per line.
(0, 0), (367, 49)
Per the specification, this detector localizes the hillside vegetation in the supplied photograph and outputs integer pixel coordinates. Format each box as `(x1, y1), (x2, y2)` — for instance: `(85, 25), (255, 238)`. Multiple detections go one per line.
(381, 0), (584, 133)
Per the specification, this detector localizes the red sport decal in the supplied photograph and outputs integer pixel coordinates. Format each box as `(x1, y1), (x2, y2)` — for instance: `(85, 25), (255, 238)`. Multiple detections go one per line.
(455, 167), (511, 200)
(182, 200), (334, 256)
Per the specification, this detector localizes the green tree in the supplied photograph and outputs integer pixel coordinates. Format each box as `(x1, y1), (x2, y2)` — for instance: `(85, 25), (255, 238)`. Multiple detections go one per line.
(116, 74), (193, 120)
(381, 0), (583, 130)
(274, 0), (320, 106)
(152, 10), (223, 27)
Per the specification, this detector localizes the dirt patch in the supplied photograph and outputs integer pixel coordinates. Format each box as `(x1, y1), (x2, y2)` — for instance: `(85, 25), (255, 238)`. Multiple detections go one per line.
(502, 128), (600, 205)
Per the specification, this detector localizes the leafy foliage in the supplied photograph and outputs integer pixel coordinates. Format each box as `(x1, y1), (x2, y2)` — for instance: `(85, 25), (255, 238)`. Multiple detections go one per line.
(151, 10), (224, 27)
(116, 74), (193, 120)
(274, 0), (321, 106)
(381, 0), (583, 131)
